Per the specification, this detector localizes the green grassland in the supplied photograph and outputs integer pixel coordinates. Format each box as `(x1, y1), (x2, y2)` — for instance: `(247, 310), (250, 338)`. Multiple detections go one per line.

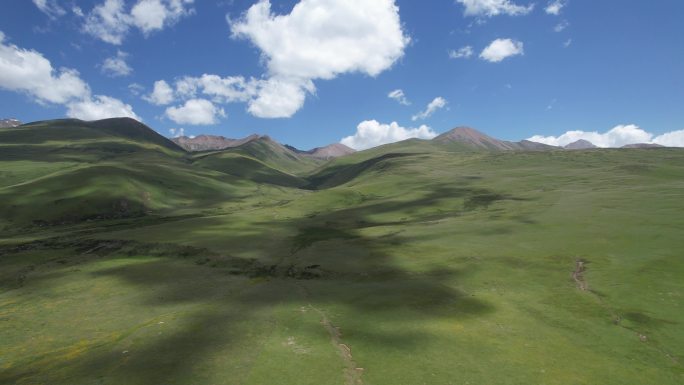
(1, 119), (683, 385)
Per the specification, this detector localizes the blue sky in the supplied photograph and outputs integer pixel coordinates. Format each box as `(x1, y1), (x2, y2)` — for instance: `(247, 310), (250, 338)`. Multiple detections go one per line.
(1, 0), (683, 149)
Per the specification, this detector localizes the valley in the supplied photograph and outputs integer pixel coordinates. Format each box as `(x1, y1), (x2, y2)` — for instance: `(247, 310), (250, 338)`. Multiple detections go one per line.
(1, 118), (683, 385)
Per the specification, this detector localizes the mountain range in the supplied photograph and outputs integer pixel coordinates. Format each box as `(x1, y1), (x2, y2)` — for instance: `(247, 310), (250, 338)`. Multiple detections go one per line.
(1, 117), (670, 162)
(172, 125), (669, 155)
(173, 134), (356, 160)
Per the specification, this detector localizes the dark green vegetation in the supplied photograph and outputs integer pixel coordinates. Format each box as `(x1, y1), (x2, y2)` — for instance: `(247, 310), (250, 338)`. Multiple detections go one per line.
(1, 119), (683, 385)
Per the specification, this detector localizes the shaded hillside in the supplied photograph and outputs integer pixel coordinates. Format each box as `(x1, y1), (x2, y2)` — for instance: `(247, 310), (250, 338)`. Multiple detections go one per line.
(0, 118), (184, 163)
(194, 152), (308, 188)
(222, 136), (322, 175)
(0, 118), (266, 228)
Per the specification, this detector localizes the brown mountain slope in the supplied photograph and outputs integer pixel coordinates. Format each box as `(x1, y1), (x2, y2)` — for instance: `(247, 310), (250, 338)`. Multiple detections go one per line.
(434, 127), (558, 151)
(565, 139), (598, 150)
(286, 143), (356, 159)
(173, 134), (260, 152)
(0, 118), (22, 128)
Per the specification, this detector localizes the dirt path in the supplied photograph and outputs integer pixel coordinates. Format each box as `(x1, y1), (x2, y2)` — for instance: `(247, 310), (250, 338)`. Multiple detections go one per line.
(309, 305), (364, 385)
(571, 260), (679, 365)
(572, 260), (588, 291)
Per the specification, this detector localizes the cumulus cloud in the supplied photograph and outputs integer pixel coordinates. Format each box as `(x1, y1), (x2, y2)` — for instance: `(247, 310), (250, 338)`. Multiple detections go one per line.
(449, 46), (474, 59)
(653, 130), (684, 147)
(0, 31), (139, 120)
(33, 0), (66, 18)
(67, 95), (141, 120)
(456, 0), (534, 17)
(527, 124), (684, 148)
(83, 0), (131, 45)
(246, 77), (314, 119)
(128, 82), (145, 95)
(341, 120), (438, 150)
(545, 0), (566, 15)
(72, 6), (84, 17)
(229, 0), (409, 118)
(175, 74), (258, 103)
(554, 20), (569, 32)
(144, 80), (175, 105)
(412, 97), (447, 121)
(480, 38), (524, 62)
(388, 89), (410, 105)
(130, 0), (195, 34)
(100, 50), (132, 77)
(0, 31), (90, 104)
(83, 0), (194, 45)
(165, 98), (225, 125)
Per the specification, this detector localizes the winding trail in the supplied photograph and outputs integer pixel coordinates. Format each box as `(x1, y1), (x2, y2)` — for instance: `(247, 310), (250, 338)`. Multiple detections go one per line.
(572, 260), (588, 291)
(309, 305), (364, 385)
(571, 260), (680, 365)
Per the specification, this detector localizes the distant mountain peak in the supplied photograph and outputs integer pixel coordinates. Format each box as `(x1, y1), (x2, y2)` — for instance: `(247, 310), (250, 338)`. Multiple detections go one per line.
(297, 143), (356, 160)
(0, 118), (22, 128)
(434, 126), (558, 151)
(564, 139), (597, 150)
(436, 126), (490, 140)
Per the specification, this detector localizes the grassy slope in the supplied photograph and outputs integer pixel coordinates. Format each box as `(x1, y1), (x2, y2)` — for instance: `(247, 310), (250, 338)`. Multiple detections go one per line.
(224, 137), (322, 175)
(0, 119), (281, 229)
(1, 122), (683, 385)
(193, 152), (308, 189)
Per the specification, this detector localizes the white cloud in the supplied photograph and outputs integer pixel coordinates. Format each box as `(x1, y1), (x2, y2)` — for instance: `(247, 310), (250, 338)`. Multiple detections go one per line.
(0, 31), (139, 121)
(0, 32), (90, 104)
(230, 0), (409, 118)
(653, 130), (684, 147)
(72, 6), (84, 17)
(84, 0), (194, 45)
(165, 98), (225, 125)
(33, 0), (66, 18)
(175, 74), (258, 103)
(564, 38), (573, 48)
(153, 74), (309, 119)
(67, 95), (141, 121)
(554, 20), (569, 32)
(388, 89), (410, 105)
(246, 77), (314, 119)
(456, 0), (534, 17)
(412, 97), (447, 121)
(100, 50), (132, 77)
(480, 38), (524, 62)
(83, 0), (131, 45)
(545, 0), (566, 15)
(449, 46), (474, 59)
(527, 124), (682, 148)
(144, 80), (175, 105)
(130, 0), (195, 34)
(128, 82), (145, 95)
(169, 127), (185, 137)
(341, 120), (438, 150)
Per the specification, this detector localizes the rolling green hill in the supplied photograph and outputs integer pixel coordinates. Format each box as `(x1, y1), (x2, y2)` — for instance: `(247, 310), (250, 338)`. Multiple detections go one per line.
(1, 118), (683, 385)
